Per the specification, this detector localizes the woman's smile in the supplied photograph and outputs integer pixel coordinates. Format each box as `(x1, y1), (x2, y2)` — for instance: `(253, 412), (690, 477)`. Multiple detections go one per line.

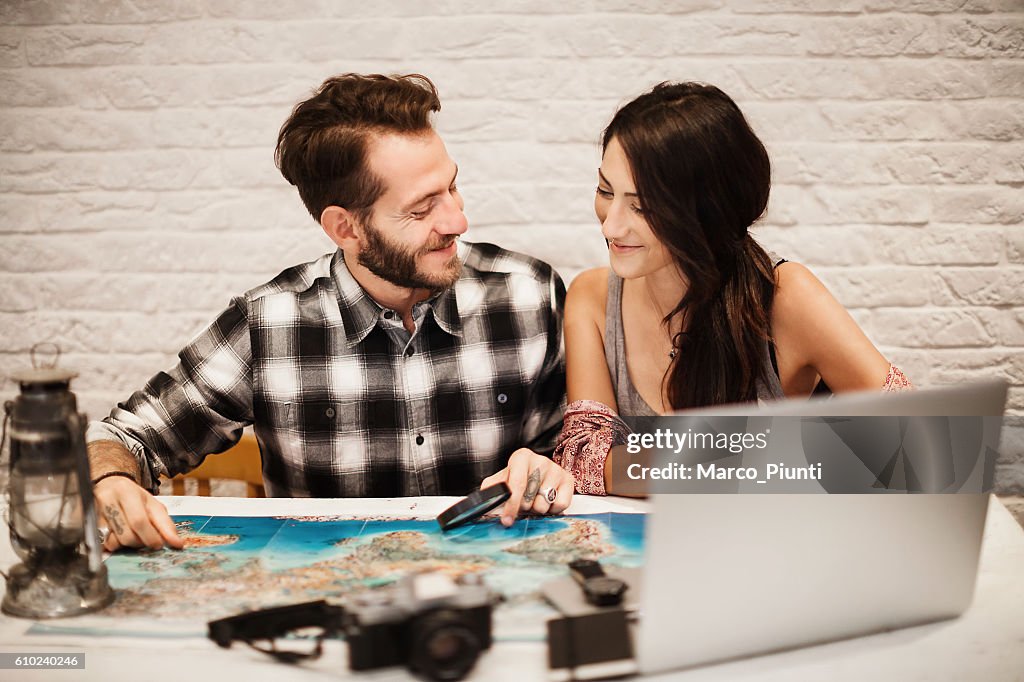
(609, 241), (644, 254)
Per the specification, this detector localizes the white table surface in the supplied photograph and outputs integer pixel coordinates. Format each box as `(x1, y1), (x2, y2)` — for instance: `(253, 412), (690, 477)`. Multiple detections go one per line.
(1, 494), (1022, 682)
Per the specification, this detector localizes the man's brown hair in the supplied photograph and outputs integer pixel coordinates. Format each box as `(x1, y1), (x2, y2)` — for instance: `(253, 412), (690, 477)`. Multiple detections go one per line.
(275, 73), (441, 223)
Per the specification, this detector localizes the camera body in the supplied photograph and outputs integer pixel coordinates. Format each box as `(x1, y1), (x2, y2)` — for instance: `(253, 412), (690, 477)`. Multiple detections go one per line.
(344, 572), (496, 681)
(542, 563), (643, 681)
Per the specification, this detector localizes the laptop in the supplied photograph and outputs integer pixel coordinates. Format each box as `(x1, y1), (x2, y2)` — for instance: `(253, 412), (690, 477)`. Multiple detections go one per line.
(635, 380), (1008, 674)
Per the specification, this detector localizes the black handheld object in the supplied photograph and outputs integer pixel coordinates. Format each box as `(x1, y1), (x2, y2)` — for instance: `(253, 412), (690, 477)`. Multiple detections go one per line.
(437, 482), (511, 531)
(569, 558), (628, 607)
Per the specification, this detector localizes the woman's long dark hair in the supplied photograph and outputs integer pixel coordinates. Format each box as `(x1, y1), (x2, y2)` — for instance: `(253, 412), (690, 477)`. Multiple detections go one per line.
(603, 82), (775, 408)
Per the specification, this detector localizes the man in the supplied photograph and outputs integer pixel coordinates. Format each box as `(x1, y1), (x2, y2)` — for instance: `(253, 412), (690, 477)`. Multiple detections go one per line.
(87, 73), (570, 552)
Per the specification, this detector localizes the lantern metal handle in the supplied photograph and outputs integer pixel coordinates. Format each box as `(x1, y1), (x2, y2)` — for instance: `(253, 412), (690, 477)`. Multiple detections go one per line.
(30, 342), (61, 370)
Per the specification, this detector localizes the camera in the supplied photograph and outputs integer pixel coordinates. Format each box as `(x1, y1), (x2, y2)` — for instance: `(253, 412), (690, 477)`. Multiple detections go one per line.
(344, 571), (498, 681)
(542, 561), (641, 681)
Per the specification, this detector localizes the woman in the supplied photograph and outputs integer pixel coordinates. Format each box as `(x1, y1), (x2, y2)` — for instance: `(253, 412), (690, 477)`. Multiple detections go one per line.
(554, 82), (910, 495)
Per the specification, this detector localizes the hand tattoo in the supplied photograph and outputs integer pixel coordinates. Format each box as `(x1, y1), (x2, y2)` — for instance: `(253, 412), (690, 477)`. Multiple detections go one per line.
(523, 468), (541, 503)
(104, 505), (125, 535)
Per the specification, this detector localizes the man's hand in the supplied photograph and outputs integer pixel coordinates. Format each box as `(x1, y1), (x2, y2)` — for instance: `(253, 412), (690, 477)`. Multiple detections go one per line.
(480, 448), (574, 527)
(93, 477), (184, 552)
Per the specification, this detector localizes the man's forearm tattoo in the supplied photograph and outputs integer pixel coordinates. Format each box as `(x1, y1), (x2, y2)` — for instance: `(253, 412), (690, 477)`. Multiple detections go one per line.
(104, 505), (125, 535)
(523, 468), (541, 503)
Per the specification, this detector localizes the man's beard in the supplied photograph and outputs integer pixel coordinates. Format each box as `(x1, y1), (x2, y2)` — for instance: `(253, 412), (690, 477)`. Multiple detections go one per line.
(357, 221), (462, 293)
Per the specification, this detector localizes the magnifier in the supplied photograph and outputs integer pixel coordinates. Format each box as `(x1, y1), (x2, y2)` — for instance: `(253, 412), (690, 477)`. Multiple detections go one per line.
(436, 483), (511, 532)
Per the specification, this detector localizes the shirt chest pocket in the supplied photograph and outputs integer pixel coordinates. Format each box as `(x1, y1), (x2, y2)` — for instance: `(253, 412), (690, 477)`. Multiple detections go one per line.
(298, 400), (339, 433)
(467, 385), (526, 425)
(292, 399), (372, 436)
(262, 400), (360, 435)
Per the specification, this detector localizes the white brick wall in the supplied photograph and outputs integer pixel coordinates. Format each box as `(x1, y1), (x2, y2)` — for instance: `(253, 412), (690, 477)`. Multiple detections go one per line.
(1, 1), (1021, 491)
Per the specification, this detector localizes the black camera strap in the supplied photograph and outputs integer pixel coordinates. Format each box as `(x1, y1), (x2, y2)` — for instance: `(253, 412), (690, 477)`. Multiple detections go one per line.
(244, 631), (331, 664)
(208, 600), (346, 665)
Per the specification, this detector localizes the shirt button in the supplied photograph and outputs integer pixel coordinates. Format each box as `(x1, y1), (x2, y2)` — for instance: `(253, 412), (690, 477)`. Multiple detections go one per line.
(325, 407), (335, 418)
(383, 310), (394, 320)
(497, 393), (508, 404)
(415, 434), (424, 445)
(405, 347), (414, 358)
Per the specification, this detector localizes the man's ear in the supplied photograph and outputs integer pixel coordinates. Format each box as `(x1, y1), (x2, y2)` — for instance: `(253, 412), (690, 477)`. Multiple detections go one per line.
(320, 205), (362, 249)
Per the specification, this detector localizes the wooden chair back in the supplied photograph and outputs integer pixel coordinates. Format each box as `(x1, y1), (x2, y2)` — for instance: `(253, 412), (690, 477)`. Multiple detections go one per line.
(169, 433), (265, 497)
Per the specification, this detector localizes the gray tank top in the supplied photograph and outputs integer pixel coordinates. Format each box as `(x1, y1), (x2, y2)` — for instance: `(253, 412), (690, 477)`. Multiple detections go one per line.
(603, 267), (786, 416)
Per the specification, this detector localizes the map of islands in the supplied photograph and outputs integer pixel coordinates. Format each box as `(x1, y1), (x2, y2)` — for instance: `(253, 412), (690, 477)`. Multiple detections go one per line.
(36, 513), (645, 641)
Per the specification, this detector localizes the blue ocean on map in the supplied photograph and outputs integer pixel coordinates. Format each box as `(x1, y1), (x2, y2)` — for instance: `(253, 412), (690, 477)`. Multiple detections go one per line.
(112, 513), (644, 584)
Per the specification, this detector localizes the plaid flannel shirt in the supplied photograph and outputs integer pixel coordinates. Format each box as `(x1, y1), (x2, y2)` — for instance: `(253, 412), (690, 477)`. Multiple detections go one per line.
(87, 241), (566, 497)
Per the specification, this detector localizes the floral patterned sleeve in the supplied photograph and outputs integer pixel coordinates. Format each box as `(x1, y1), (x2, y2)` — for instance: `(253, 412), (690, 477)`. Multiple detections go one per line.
(882, 365), (913, 392)
(553, 399), (632, 496)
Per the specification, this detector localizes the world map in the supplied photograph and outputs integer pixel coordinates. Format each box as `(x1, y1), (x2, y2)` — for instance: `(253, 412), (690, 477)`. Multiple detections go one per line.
(35, 512), (645, 641)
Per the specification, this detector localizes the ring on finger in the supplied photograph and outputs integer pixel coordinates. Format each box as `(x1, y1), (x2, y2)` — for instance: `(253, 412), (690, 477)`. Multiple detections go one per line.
(539, 486), (557, 504)
(97, 526), (110, 544)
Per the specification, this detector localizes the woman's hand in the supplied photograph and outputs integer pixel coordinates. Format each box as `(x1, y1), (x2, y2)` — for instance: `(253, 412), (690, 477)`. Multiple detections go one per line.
(480, 449), (575, 526)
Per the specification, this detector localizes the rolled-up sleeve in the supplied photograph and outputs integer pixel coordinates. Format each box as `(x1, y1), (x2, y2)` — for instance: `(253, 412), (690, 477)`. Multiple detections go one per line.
(86, 298), (255, 493)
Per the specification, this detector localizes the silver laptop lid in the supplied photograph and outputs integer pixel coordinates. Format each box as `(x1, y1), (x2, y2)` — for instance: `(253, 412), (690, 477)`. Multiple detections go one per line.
(636, 380), (1007, 674)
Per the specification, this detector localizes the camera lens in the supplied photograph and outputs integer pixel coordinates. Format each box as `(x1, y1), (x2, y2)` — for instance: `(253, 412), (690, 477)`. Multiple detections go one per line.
(410, 610), (482, 681)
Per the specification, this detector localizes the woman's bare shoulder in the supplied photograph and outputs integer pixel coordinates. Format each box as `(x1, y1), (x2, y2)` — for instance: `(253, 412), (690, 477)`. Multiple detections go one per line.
(772, 259), (890, 392)
(774, 260), (822, 295)
(566, 267), (610, 314)
(772, 260), (839, 326)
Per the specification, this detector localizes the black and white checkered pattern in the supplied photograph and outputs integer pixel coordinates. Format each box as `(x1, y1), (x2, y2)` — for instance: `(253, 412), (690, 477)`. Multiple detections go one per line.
(87, 241), (566, 497)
